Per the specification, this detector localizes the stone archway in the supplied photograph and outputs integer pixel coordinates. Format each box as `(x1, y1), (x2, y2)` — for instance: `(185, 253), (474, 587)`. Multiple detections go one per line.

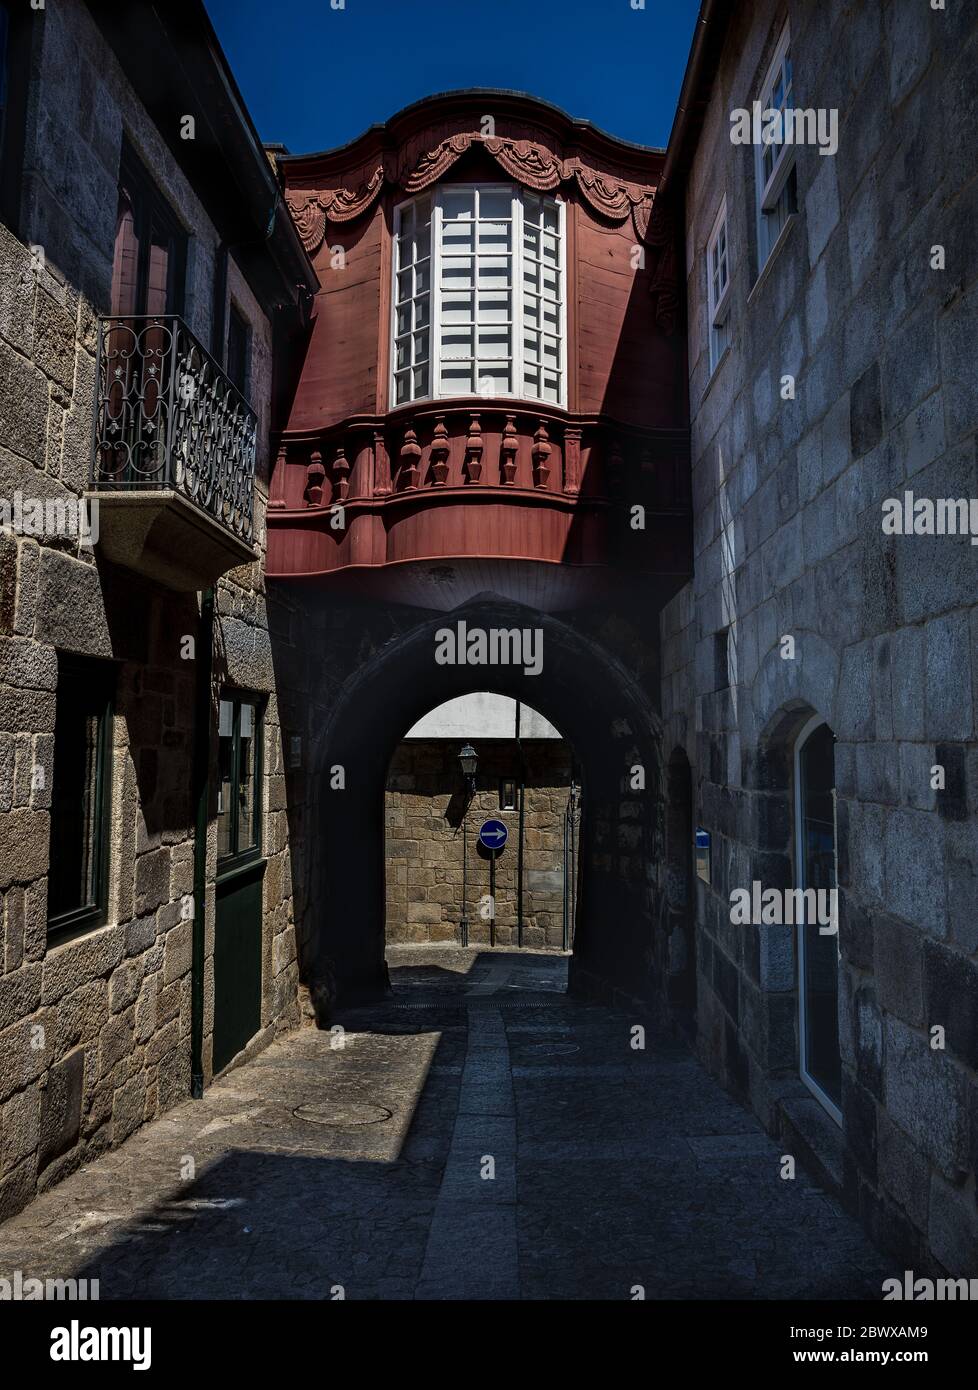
(298, 597), (665, 1017)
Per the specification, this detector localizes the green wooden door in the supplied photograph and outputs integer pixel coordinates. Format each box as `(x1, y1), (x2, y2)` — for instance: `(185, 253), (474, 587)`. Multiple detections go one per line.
(213, 860), (264, 1074)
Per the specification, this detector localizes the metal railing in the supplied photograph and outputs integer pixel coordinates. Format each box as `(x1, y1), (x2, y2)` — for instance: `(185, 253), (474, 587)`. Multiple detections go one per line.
(92, 315), (257, 545)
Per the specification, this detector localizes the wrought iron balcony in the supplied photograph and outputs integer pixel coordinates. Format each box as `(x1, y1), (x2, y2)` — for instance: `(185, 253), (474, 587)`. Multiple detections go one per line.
(89, 315), (258, 590)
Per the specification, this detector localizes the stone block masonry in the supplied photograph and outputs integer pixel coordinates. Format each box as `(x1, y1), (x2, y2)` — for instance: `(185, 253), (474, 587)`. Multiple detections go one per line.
(0, 0), (300, 1222)
(662, 0), (978, 1275)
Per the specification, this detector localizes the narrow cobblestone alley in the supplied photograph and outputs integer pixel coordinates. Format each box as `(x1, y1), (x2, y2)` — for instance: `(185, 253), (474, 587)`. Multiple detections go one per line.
(0, 948), (889, 1301)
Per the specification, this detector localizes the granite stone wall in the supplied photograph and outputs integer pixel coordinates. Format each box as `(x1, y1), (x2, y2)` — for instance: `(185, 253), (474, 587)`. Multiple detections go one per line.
(0, 0), (299, 1221)
(661, 0), (978, 1274)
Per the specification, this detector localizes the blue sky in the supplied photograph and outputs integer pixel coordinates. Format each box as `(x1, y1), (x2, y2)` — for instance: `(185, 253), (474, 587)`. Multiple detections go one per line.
(204, 0), (702, 154)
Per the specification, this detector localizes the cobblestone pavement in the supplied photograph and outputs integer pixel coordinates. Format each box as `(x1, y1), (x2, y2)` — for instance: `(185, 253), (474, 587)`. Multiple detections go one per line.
(0, 947), (890, 1299)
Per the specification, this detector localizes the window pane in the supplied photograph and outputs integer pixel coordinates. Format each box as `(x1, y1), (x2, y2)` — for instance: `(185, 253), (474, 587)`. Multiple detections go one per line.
(478, 188), (511, 219)
(49, 712), (100, 917)
(442, 260), (473, 291)
(111, 192), (140, 317)
(478, 256), (510, 289)
(442, 220), (474, 251)
(478, 366), (511, 394)
(479, 290), (510, 324)
(440, 363), (472, 393)
(442, 190), (475, 221)
(48, 663), (111, 926)
(237, 702), (257, 851)
(442, 328), (473, 360)
(478, 221), (510, 251)
(442, 292), (474, 325)
(478, 329), (509, 360)
(217, 699), (234, 857)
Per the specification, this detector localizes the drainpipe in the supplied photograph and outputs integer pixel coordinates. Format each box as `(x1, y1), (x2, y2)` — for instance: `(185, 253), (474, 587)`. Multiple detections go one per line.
(190, 586), (214, 1099)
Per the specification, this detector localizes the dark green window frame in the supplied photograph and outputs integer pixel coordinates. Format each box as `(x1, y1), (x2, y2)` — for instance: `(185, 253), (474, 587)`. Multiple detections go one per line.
(217, 691), (264, 870)
(47, 656), (114, 941)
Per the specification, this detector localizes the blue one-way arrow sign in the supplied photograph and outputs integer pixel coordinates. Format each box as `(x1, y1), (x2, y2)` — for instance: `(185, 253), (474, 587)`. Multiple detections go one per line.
(479, 818), (509, 850)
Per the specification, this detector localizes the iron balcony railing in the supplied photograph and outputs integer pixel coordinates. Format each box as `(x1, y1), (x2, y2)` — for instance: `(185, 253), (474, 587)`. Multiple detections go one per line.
(92, 315), (257, 545)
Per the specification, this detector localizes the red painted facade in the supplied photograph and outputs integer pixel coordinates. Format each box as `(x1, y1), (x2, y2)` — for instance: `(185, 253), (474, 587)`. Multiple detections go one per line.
(267, 93), (691, 602)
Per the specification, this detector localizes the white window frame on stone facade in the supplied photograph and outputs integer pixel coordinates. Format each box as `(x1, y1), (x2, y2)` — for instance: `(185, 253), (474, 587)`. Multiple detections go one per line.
(706, 195), (730, 375)
(391, 184), (567, 409)
(754, 20), (797, 273)
(794, 713), (843, 1128)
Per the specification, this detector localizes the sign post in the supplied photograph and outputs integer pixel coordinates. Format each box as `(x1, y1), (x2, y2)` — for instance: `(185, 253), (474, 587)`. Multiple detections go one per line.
(479, 820), (508, 948)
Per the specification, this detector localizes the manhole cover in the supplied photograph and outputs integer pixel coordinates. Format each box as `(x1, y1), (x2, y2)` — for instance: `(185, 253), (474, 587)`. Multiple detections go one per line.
(293, 1102), (393, 1127)
(519, 1042), (580, 1056)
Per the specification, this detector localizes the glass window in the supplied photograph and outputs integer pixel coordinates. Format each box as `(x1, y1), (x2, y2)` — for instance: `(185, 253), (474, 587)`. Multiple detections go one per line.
(392, 185), (565, 408)
(48, 658), (114, 936)
(110, 142), (187, 317)
(217, 694), (262, 863)
(499, 778), (517, 811)
(226, 305), (250, 400)
(754, 22), (797, 272)
(795, 717), (841, 1122)
(707, 198), (730, 377)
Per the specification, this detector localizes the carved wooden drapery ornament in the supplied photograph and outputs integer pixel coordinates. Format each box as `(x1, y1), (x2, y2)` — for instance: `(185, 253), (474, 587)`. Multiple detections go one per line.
(282, 104), (680, 335)
(286, 133), (657, 248)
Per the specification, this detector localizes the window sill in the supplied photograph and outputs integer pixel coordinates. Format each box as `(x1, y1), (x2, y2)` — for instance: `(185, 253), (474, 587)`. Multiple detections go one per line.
(47, 909), (110, 950)
(747, 213), (798, 308)
(216, 853), (267, 888)
(386, 393), (570, 420)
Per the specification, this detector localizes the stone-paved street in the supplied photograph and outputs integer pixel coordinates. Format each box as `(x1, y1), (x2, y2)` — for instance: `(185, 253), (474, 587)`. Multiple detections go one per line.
(0, 947), (890, 1299)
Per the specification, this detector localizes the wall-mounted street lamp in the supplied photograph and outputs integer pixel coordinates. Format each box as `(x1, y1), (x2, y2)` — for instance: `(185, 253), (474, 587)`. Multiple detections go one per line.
(458, 743), (478, 784)
(458, 743), (478, 946)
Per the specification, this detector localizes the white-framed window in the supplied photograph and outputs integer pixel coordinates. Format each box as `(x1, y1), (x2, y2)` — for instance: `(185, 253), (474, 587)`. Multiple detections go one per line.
(391, 184), (566, 408)
(754, 20), (797, 271)
(706, 196), (730, 375)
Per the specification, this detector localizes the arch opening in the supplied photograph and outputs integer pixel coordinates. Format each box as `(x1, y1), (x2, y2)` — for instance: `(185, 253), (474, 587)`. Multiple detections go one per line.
(292, 599), (666, 1020)
(384, 693), (581, 959)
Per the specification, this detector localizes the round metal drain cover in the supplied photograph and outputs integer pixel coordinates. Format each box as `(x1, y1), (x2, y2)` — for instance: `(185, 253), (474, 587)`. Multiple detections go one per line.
(519, 1041), (580, 1056)
(293, 1101), (393, 1127)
